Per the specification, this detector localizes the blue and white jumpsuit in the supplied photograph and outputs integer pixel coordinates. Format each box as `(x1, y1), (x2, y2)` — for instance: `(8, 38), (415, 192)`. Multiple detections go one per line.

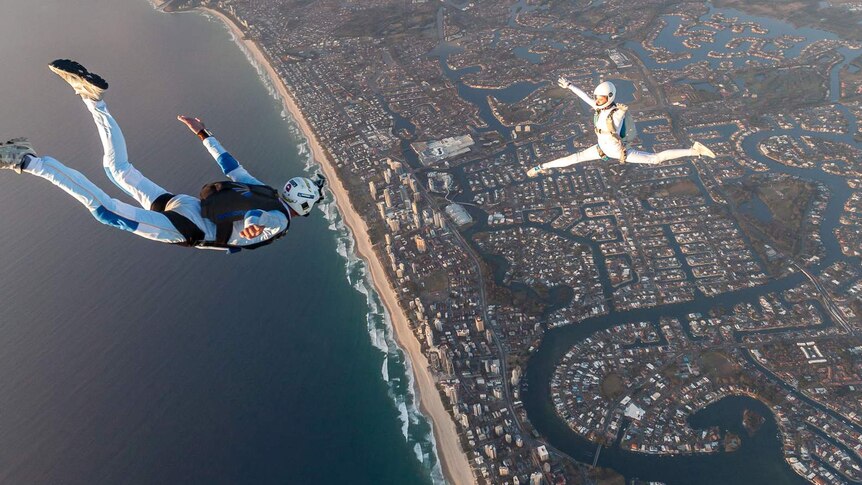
(540, 83), (700, 169)
(23, 98), (289, 250)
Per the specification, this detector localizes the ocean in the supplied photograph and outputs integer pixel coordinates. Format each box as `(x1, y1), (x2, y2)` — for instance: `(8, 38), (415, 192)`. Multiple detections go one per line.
(0, 1), (438, 483)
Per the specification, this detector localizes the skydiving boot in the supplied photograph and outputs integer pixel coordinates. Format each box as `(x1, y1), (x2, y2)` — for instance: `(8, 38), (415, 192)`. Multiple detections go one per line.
(692, 141), (716, 159)
(48, 59), (108, 101)
(0, 138), (36, 174)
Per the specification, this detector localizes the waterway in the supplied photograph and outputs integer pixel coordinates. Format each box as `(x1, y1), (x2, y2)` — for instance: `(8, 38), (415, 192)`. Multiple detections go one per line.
(437, 44), (545, 138)
(625, 5), (859, 73)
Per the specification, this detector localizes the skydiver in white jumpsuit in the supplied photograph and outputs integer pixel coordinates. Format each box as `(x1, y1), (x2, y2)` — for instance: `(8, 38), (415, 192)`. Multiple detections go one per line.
(0, 60), (326, 253)
(526, 78), (715, 177)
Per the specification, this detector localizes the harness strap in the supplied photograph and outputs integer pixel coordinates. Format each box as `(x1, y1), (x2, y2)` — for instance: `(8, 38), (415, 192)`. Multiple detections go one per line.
(163, 211), (206, 247)
(606, 108), (616, 135)
(150, 192), (174, 212)
(150, 192), (205, 247)
(215, 221), (233, 246)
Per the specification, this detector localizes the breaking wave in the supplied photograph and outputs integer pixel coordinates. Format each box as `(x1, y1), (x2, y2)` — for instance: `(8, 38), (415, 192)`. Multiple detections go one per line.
(316, 186), (445, 484)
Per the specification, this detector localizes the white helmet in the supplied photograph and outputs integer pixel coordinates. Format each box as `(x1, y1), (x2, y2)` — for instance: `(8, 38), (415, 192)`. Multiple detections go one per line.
(281, 174), (326, 217)
(593, 81), (616, 107)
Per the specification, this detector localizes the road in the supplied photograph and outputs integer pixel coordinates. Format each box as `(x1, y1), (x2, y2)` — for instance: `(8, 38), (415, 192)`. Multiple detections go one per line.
(793, 261), (854, 333)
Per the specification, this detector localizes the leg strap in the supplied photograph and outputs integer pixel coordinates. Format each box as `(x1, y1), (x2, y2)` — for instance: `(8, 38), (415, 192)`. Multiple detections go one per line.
(150, 193), (205, 247)
(596, 145), (608, 160)
(150, 192), (174, 212)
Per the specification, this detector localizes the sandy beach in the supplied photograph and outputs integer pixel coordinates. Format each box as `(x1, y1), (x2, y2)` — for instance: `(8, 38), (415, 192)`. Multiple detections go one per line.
(199, 7), (475, 485)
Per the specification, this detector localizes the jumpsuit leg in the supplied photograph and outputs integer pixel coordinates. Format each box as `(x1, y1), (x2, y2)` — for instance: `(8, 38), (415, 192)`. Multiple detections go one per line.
(83, 98), (169, 209)
(23, 156), (187, 244)
(623, 147), (699, 165)
(542, 145), (604, 169)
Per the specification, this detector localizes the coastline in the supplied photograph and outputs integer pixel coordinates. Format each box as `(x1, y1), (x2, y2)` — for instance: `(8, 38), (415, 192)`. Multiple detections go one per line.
(147, 0), (169, 10)
(197, 7), (475, 485)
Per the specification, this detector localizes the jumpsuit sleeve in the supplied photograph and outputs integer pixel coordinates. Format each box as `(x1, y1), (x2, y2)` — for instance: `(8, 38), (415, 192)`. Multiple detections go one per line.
(237, 209), (289, 245)
(568, 84), (598, 110)
(202, 136), (265, 185)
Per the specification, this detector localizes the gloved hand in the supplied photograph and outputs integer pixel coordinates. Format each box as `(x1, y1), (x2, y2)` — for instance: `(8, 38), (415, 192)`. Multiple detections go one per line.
(526, 165), (545, 178)
(557, 77), (572, 89)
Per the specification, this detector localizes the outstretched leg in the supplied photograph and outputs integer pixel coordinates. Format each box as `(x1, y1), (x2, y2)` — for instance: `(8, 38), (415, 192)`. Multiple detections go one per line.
(49, 59), (170, 210)
(23, 156), (187, 244)
(528, 145), (603, 176)
(624, 142), (716, 165)
(544, 145), (603, 169)
(84, 98), (170, 209)
(624, 148), (696, 164)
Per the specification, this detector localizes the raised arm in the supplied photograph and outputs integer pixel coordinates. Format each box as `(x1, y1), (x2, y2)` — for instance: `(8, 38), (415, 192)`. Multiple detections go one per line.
(558, 77), (597, 109)
(177, 115), (263, 185)
(201, 137), (263, 185)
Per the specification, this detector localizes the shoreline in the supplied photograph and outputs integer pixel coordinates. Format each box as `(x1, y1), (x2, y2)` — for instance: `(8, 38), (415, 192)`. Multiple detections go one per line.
(196, 7), (475, 485)
(147, 0), (169, 10)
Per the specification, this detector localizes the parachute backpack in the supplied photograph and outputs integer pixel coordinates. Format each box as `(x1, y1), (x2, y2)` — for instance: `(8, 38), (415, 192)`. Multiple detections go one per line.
(199, 181), (291, 250)
(614, 104), (638, 145)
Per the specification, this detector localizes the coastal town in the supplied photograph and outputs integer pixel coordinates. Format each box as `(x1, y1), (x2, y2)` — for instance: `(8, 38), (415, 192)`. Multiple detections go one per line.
(160, 0), (862, 483)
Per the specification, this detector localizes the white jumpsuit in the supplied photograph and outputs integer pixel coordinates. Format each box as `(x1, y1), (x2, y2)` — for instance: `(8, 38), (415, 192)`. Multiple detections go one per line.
(541, 84), (700, 169)
(23, 98), (289, 250)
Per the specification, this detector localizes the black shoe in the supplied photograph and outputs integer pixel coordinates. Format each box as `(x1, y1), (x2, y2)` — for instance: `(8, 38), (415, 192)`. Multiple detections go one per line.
(49, 59), (108, 101)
